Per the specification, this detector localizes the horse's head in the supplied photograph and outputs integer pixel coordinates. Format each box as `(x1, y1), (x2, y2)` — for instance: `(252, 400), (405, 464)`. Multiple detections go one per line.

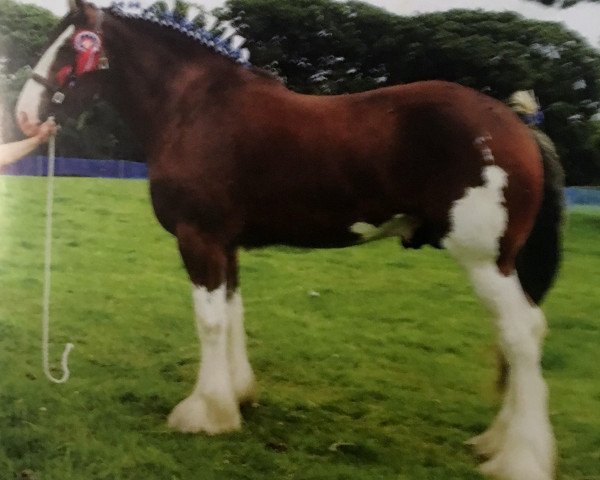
(16, 0), (109, 133)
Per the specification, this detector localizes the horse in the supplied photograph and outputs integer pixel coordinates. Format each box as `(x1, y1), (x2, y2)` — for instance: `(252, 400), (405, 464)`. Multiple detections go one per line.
(16, 2), (564, 479)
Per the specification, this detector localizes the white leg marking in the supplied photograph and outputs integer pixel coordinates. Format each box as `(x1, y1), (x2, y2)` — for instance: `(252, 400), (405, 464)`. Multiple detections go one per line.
(469, 266), (554, 480)
(15, 26), (75, 124)
(168, 284), (241, 434)
(444, 165), (555, 480)
(442, 165), (509, 262)
(227, 290), (257, 403)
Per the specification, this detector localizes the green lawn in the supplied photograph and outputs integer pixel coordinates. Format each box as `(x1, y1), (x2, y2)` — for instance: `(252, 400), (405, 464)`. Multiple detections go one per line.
(0, 176), (598, 480)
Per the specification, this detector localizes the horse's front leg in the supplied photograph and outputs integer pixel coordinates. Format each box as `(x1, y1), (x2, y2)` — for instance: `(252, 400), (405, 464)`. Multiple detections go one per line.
(167, 223), (241, 434)
(225, 250), (258, 404)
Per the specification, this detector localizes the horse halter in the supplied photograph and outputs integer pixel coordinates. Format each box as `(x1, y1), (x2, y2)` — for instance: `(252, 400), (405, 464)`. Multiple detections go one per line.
(32, 9), (109, 106)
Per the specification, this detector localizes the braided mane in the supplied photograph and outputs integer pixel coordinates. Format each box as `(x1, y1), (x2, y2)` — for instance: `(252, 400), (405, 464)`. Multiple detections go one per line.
(108, 1), (251, 66)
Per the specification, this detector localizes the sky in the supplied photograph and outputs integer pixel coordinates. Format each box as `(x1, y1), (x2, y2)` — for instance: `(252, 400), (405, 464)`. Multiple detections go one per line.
(14, 0), (600, 49)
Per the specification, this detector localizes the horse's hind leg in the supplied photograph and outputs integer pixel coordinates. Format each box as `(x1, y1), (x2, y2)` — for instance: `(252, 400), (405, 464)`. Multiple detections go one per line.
(443, 165), (555, 480)
(462, 265), (554, 480)
(167, 224), (241, 434)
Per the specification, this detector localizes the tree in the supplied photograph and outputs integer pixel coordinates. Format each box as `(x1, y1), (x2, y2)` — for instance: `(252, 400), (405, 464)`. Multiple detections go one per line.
(525, 0), (599, 7)
(217, 0), (400, 94)
(0, 0), (58, 73)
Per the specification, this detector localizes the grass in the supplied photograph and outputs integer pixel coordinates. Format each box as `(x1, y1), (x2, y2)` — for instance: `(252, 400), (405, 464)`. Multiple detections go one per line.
(0, 176), (598, 480)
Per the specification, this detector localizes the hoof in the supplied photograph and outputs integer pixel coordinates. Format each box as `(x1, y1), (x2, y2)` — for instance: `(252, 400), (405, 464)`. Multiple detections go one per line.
(478, 433), (555, 480)
(479, 452), (552, 480)
(231, 361), (258, 405)
(168, 393), (241, 435)
(234, 375), (258, 405)
(466, 428), (506, 459)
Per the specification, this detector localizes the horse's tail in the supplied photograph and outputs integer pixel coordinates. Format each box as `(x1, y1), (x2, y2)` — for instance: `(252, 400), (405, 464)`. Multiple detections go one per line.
(492, 94), (566, 390)
(515, 129), (565, 304)
(509, 91), (565, 304)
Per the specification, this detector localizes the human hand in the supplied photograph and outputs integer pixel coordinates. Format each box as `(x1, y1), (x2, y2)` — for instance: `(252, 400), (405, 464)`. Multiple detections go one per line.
(35, 118), (58, 144)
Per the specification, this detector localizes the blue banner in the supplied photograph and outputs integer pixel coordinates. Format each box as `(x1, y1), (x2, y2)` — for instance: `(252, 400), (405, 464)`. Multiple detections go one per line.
(0, 155), (147, 179)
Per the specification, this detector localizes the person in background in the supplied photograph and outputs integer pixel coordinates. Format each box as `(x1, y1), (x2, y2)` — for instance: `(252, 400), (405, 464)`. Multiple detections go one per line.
(0, 115), (57, 168)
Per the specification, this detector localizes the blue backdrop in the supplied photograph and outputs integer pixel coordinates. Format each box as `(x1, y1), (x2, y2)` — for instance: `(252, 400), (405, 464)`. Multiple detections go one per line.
(564, 186), (600, 206)
(1, 155), (147, 179)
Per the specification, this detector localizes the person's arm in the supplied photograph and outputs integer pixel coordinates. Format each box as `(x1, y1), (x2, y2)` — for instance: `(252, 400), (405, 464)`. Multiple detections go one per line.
(0, 136), (44, 167)
(0, 119), (57, 168)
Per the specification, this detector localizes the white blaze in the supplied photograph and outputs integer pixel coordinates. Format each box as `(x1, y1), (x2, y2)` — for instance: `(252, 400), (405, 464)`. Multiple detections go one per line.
(15, 26), (75, 125)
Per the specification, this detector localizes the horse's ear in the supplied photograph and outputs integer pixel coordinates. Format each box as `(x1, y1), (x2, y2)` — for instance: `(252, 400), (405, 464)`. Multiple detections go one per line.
(68, 0), (85, 11)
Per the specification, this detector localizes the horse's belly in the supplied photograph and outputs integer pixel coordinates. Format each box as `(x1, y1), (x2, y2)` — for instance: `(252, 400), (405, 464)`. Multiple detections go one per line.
(239, 221), (360, 249)
(238, 211), (419, 249)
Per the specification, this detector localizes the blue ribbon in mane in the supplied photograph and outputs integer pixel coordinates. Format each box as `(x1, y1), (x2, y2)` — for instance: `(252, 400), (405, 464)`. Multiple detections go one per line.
(109, 1), (251, 67)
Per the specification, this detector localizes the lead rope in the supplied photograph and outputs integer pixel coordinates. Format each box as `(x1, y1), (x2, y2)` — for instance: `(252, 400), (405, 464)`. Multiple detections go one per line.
(42, 121), (74, 383)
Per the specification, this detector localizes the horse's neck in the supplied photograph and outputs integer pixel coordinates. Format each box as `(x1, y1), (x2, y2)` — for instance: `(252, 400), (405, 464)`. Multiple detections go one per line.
(102, 16), (244, 153)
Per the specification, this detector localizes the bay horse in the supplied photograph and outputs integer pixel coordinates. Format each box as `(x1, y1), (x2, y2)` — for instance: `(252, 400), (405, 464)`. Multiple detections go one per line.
(16, 2), (564, 479)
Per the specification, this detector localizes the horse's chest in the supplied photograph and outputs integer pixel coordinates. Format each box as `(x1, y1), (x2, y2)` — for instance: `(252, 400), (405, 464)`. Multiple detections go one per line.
(149, 176), (234, 237)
